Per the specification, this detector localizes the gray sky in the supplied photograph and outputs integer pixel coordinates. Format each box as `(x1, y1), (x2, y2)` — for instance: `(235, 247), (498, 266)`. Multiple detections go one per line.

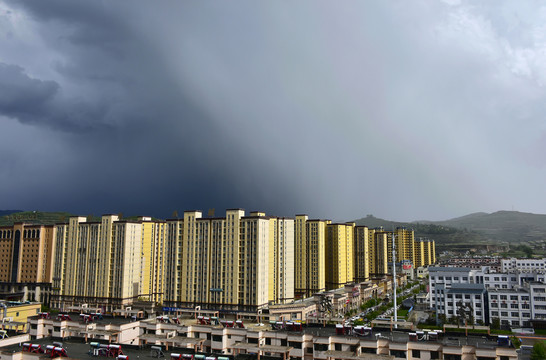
(0, 0), (545, 221)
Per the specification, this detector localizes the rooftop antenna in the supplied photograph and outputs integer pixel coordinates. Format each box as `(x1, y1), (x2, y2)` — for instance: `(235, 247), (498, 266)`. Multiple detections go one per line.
(393, 233), (398, 329)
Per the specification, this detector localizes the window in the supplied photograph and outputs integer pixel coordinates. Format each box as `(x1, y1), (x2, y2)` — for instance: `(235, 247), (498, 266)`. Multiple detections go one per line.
(491, 295), (498, 299)
(430, 351), (439, 360)
(390, 350), (406, 358)
(412, 350), (421, 358)
(313, 344), (327, 351)
(510, 295), (518, 300)
(444, 355), (461, 360)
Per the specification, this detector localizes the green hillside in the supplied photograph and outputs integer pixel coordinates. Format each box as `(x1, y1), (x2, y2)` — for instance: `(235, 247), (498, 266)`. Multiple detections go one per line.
(353, 215), (498, 253)
(0, 211), (161, 226)
(430, 211), (546, 243)
(353, 211), (546, 253)
(0, 211), (73, 226)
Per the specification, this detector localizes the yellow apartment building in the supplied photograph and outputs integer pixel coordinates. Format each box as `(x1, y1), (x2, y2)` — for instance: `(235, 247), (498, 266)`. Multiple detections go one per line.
(0, 223), (56, 303)
(294, 216), (328, 298)
(164, 218), (183, 305)
(414, 238), (426, 268)
(354, 226), (370, 282)
(51, 215), (166, 311)
(371, 230), (389, 275)
(325, 222), (355, 290)
(140, 218), (166, 303)
(177, 209), (283, 311)
(267, 216), (294, 304)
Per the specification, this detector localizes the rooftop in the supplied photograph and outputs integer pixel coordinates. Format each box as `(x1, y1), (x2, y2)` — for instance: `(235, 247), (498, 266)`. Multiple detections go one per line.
(428, 267), (473, 272)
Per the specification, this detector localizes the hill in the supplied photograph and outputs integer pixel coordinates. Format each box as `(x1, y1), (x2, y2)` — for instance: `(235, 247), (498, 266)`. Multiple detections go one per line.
(0, 211), (161, 227)
(0, 211), (73, 226)
(0, 210), (23, 217)
(429, 211), (546, 244)
(353, 211), (546, 253)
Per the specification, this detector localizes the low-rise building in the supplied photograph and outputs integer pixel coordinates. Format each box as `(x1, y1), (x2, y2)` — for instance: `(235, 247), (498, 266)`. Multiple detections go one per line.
(488, 287), (531, 328)
(24, 313), (518, 360)
(501, 258), (546, 272)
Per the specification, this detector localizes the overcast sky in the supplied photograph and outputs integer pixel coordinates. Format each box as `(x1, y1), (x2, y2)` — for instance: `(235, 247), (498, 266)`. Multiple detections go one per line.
(1, 0), (545, 222)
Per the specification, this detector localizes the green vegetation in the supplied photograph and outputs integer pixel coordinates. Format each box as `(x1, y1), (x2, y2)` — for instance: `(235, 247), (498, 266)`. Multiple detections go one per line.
(490, 329), (513, 335)
(531, 341), (546, 360)
(416, 324), (443, 330)
(353, 211), (546, 253)
(445, 328), (489, 335)
(0, 211), (163, 227)
(360, 298), (380, 310)
(511, 337), (521, 349)
(0, 211), (73, 226)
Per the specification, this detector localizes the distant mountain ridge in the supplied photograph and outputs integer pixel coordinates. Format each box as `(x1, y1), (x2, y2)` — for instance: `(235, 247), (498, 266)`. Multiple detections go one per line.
(0, 210), (23, 217)
(353, 211), (546, 252)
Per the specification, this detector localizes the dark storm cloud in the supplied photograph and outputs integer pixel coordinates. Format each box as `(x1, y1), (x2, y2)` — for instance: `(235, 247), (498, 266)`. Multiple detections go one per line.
(0, 62), (113, 131)
(0, 0), (308, 219)
(2, 0), (546, 221)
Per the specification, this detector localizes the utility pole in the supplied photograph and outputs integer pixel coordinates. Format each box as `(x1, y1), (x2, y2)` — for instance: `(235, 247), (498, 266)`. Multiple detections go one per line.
(393, 234), (398, 329)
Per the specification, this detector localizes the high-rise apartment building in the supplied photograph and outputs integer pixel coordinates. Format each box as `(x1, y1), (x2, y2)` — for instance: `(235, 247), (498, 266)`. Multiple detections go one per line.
(294, 215), (328, 298)
(325, 222), (355, 290)
(164, 218), (184, 306)
(51, 215), (166, 310)
(0, 223), (56, 303)
(268, 216), (294, 304)
(175, 210), (292, 311)
(370, 229), (389, 275)
(354, 226), (370, 282)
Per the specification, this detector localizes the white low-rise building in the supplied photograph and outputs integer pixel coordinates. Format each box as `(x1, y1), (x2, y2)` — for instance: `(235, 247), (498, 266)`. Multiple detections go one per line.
(488, 287), (531, 328)
(501, 258), (546, 272)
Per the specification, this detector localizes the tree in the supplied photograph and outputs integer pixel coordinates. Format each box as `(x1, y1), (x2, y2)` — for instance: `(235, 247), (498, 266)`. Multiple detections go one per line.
(531, 341), (546, 360)
(456, 301), (474, 326)
(490, 317), (500, 330)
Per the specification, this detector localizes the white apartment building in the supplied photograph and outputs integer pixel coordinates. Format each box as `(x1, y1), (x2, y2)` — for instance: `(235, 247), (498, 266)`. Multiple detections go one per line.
(501, 258), (546, 272)
(431, 266), (546, 327)
(530, 281), (546, 322)
(429, 267), (473, 309)
(434, 283), (488, 324)
(488, 287), (532, 327)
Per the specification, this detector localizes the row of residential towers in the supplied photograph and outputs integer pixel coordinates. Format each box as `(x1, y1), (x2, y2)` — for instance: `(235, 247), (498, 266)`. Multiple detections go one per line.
(0, 209), (435, 312)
